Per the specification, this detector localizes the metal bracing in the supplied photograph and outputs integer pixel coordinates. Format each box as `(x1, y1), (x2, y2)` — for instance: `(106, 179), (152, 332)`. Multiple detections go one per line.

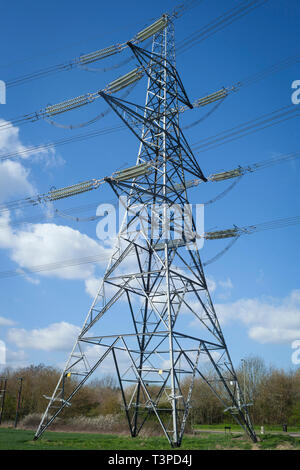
(34, 15), (257, 446)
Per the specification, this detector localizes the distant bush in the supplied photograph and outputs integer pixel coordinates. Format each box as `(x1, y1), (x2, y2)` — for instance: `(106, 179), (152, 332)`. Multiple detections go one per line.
(19, 413), (43, 429)
(19, 413), (137, 434)
(59, 414), (127, 433)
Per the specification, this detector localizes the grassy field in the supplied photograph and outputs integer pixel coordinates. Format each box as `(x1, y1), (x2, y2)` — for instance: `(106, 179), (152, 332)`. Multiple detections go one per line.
(193, 423), (300, 433)
(0, 427), (300, 450)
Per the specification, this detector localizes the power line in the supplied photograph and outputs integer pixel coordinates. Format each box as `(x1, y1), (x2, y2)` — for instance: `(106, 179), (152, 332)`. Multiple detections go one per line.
(203, 236), (240, 266)
(204, 176), (243, 205)
(203, 214), (300, 265)
(204, 216), (300, 240)
(2, 43), (300, 162)
(244, 216), (300, 234)
(182, 97), (226, 130)
(0, 124), (125, 162)
(4, 1), (202, 89)
(0, 13), (165, 71)
(1, 111), (299, 217)
(1, 147), (300, 217)
(0, 86), (282, 162)
(4, 16), (166, 88)
(44, 80), (138, 131)
(177, 0), (269, 55)
(238, 51), (300, 88)
(0, 214), (299, 280)
(0, 196), (121, 229)
(0, 83), (230, 136)
(3, 1), (268, 89)
(183, 48), (300, 130)
(0, 253), (112, 280)
(0, 67), (146, 132)
(191, 104), (300, 152)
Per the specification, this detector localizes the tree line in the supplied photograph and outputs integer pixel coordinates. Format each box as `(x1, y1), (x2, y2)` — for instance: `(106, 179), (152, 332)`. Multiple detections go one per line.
(0, 356), (299, 427)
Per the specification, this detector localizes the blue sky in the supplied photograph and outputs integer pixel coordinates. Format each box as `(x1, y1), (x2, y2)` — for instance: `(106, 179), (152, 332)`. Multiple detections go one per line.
(0, 0), (300, 374)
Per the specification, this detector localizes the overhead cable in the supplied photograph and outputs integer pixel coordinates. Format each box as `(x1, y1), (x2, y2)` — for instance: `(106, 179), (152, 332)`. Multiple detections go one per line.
(0, 214), (299, 280)
(0, 66), (145, 132)
(177, 0), (269, 55)
(1, 148), (300, 215)
(2, 1), (205, 89)
(204, 215), (300, 240)
(191, 104), (300, 152)
(6, 15), (169, 89)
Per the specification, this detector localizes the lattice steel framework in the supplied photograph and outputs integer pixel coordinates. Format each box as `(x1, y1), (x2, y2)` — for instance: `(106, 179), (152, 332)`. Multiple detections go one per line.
(34, 16), (257, 446)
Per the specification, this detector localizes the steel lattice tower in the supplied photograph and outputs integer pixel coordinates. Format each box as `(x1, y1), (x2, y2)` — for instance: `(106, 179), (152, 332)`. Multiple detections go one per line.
(34, 16), (257, 446)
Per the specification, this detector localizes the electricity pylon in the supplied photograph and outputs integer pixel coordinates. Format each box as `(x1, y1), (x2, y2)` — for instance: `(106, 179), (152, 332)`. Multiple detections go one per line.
(34, 15), (257, 446)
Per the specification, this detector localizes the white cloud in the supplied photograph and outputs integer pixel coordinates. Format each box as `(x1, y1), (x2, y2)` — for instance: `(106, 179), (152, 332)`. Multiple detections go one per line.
(7, 321), (81, 351)
(84, 344), (131, 374)
(248, 326), (300, 344)
(15, 268), (40, 285)
(219, 278), (233, 290)
(0, 120), (111, 285)
(216, 277), (234, 300)
(0, 118), (59, 164)
(0, 120), (33, 159)
(0, 316), (15, 327)
(207, 276), (217, 293)
(215, 290), (300, 344)
(0, 122), (34, 203)
(85, 277), (102, 298)
(0, 212), (112, 280)
(0, 211), (13, 249)
(0, 159), (35, 202)
(84, 277), (118, 299)
(0, 119), (65, 203)
(3, 348), (28, 369)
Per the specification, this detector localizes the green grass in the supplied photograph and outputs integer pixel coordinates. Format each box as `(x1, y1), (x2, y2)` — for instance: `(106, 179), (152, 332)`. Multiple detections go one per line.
(0, 428), (300, 450)
(193, 423), (300, 433)
(259, 433), (300, 450)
